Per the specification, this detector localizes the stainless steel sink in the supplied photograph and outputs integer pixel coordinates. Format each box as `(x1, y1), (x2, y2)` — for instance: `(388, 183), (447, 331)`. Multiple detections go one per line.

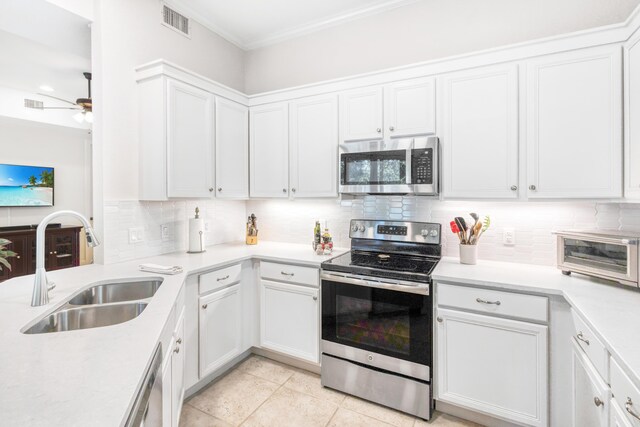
(23, 302), (148, 334)
(68, 279), (163, 305)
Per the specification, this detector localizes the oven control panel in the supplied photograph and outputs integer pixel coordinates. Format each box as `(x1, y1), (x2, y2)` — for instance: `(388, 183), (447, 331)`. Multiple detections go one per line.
(349, 220), (440, 244)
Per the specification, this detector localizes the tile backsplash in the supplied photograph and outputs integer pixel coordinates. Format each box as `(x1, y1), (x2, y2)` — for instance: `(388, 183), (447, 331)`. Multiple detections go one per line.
(103, 196), (640, 266)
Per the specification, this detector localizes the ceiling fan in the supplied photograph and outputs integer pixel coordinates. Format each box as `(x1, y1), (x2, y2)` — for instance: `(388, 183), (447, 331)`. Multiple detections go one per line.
(26, 72), (93, 123)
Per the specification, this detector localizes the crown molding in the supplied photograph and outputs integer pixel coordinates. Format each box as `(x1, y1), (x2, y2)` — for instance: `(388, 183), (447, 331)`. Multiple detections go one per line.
(163, 0), (420, 51)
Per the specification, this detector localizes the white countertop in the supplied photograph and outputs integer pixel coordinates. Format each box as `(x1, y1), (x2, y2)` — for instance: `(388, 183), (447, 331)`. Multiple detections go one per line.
(0, 241), (344, 427)
(3, 243), (640, 426)
(433, 257), (640, 387)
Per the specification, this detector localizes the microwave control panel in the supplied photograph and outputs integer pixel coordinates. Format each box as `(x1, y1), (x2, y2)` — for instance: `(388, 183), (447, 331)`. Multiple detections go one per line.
(411, 148), (433, 184)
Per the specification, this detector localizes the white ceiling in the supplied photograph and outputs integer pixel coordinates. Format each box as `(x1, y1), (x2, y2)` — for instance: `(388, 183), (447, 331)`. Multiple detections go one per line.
(0, 0), (90, 102)
(166, 0), (420, 50)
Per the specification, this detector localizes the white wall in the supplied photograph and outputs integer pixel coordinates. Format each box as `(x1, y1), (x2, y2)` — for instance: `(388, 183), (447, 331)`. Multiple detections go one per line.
(93, 0), (245, 202)
(0, 116), (92, 226)
(244, 0), (640, 94)
(46, 0), (94, 21)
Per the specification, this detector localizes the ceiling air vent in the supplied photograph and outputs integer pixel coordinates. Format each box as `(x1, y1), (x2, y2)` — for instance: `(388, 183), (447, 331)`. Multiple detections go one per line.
(162, 4), (190, 37)
(24, 99), (44, 109)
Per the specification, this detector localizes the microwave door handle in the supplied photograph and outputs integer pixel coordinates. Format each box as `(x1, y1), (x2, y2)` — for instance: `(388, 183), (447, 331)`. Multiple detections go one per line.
(406, 142), (413, 185)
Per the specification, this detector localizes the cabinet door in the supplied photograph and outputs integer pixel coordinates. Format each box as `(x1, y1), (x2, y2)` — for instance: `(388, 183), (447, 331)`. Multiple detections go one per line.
(436, 308), (548, 427)
(611, 399), (634, 427)
(49, 230), (78, 270)
(526, 46), (622, 198)
(215, 97), (249, 199)
(167, 79), (214, 198)
(260, 280), (319, 363)
(441, 64), (519, 199)
(199, 284), (242, 378)
(385, 77), (435, 138)
(625, 31), (640, 198)
(339, 86), (384, 141)
(172, 309), (185, 427)
(2, 235), (29, 280)
(289, 94), (338, 198)
(571, 340), (610, 427)
(250, 103), (289, 198)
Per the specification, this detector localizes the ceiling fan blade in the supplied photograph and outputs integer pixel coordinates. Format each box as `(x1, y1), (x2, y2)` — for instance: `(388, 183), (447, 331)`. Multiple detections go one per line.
(36, 93), (78, 106)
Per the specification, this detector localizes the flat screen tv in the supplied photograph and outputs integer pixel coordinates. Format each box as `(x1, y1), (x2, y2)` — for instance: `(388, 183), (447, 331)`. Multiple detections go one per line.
(0, 164), (54, 207)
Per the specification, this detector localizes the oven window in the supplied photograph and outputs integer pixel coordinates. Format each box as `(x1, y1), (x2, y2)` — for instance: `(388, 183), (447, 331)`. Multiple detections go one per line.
(341, 151), (407, 185)
(563, 238), (628, 274)
(336, 295), (411, 355)
(322, 281), (431, 366)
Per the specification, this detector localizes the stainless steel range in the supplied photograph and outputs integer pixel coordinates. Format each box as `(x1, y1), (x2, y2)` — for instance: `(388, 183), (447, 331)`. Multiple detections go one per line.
(320, 219), (441, 420)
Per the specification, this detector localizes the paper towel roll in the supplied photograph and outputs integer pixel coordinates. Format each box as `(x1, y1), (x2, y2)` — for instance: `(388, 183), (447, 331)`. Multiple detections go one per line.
(188, 217), (205, 253)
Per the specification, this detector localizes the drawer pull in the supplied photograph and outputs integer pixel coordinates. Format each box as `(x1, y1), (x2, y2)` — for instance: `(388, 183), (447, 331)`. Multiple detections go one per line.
(593, 396), (603, 407)
(176, 338), (182, 344)
(476, 298), (501, 306)
(217, 275), (229, 282)
(202, 304), (208, 309)
(436, 317), (443, 323)
(281, 271), (295, 277)
(626, 397), (640, 421)
(174, 346), (180, 354)
(576, 332), (590, 346)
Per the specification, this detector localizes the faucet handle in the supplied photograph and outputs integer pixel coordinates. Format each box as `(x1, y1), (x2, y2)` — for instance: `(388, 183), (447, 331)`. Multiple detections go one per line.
(47, 282), (56, 291)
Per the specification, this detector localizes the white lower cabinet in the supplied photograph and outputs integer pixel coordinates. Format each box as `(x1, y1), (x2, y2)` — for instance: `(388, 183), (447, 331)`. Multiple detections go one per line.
(260, 280), (319, 363)
(571, 339), (610, 427)
(611, 399), (634, 427)
(199, 284), (243, 378)
(171, 309), (185, 427)
(436, 308), (548, 427)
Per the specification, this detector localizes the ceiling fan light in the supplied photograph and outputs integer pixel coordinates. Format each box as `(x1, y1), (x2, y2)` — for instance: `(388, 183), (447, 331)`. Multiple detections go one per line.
(73, 111), (85, 123)
(84, 111), (94, 123)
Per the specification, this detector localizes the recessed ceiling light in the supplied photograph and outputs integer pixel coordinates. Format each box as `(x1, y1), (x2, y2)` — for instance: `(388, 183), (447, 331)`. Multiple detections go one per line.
(39, 85), (54, 92)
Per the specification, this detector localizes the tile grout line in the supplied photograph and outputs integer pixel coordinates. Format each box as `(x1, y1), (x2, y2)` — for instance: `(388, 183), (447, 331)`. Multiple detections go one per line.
(236, 372), (293, 426)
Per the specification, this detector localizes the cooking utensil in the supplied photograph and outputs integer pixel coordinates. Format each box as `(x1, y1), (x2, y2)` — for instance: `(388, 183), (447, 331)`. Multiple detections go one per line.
(455, 217), (468, 243)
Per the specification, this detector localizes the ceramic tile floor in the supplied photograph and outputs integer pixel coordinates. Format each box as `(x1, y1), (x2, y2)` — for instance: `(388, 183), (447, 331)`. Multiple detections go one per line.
(181, 355), (483, 427)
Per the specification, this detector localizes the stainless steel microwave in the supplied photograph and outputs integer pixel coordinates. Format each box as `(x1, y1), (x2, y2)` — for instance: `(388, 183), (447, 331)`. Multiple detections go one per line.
(339, 137), (439, 196)
(555, 230), (640, 287)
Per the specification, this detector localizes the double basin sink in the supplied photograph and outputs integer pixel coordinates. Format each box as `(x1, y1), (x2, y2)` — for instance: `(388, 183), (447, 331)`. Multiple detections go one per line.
(23, 279), (163, 334)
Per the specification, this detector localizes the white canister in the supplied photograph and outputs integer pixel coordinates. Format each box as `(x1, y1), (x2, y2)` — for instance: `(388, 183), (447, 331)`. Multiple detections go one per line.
(459, 244), (477, 265)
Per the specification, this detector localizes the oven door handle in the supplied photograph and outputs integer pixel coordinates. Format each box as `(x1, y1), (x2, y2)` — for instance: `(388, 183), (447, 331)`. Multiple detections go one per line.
(320, 271), (429, 295)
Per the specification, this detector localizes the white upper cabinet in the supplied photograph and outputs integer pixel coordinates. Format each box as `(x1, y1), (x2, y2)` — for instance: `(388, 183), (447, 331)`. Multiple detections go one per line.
(440, 64), (519, 199)
(215, 98), (249, 199)
(167, 79), (215, 198)
(339, 79), (436, 142)
(250, 103), (290, 198)
(339, 86), (384, 141)
(289, 94), (339, 198)
(526, 46), (623, 199)
(625, 30), (640, 199)
(385, 77), (436, 138)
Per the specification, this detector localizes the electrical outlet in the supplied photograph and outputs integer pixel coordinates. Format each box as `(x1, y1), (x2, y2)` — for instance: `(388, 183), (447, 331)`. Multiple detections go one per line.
(128, 227), (144, 244)
(503, 227), (515, 246)
(161, 224), (171, 241)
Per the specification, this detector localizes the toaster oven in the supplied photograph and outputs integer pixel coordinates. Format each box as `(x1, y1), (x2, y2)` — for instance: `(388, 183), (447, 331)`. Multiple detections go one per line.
(555, 230), (640, 287)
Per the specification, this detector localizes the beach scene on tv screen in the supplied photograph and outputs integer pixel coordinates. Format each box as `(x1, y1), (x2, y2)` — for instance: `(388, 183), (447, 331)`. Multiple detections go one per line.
(0, 164), (54, 207)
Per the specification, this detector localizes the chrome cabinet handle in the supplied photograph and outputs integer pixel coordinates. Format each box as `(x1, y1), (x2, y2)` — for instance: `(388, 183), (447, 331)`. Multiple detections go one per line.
(291, 188), (296, 193)
(436, 317), (443, 323)
(217, 275), (229, 282)
(476, 298), (501, 306)
(389, 126), (395, 131)
(593, 396), (603, 407)
(529, 185), (537, 191)
(209, 187), (214, 192)
(312, 296), (318, 301)
(376, 128), (382, 133)
(176, 338), (182, 344)
(218, 188), (222, 192)
(174, 346), (180, 354)
(202, 304), (208, 309)
(626, 397), (640, 421)
(282, 188), (287, 193)
(281, 271), (294, 276)
(576, 332), (590, 346)
(511, 185), (518, 191)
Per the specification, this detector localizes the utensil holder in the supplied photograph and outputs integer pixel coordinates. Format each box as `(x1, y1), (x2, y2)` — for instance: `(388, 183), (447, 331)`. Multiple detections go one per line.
(459, 244), (477, 265)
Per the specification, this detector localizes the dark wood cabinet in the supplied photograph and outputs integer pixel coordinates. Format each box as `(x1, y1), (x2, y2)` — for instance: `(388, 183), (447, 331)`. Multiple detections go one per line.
(0, 225), (82, 283)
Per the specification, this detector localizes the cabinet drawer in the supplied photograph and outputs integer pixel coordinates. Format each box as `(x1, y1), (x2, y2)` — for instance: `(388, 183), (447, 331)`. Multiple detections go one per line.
(611, 358), (640, 426)
(572, 311), (609, 382)
(437, 282), (548, 323)
(199, 263), (242, 294)
(260, 261), (318, 287)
